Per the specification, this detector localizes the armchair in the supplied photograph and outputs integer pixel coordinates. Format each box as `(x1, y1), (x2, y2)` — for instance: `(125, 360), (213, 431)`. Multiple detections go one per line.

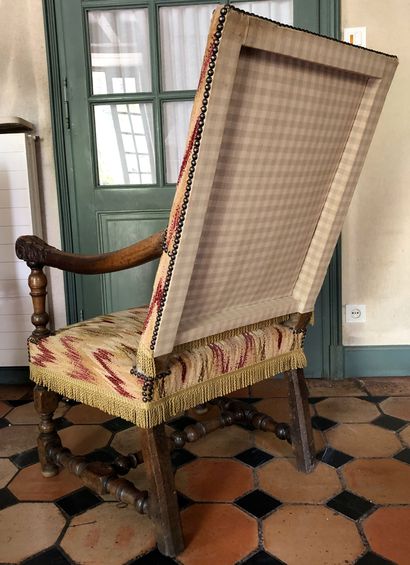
(16, 5), (397, 558)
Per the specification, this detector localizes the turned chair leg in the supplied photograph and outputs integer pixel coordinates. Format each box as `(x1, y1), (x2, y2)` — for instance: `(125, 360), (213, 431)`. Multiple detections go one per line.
(141, 424), (184, 557)
(286, 368), (316, 473)
(33, 384), (61, 477)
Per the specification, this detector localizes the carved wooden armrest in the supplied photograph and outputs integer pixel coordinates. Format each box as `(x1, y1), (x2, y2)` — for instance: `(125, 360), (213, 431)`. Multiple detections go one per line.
(15, 231), (164, 274)
(15, 230), (164, 340)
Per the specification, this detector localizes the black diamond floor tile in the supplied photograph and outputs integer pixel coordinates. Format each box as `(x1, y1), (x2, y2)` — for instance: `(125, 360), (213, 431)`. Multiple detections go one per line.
(21, 546), (72, 565)
(327, 490), (374, 520)
(372, 414), (407, 431)
(311, 415), (338, 431)
(10, 447), (39, 469)
(53, 417), (73, 431)
(235, 489), (281, 518)
(0, 417), (10, 429)
(177, 491), (193, 510)
(7, 398), (33, 407)
(55, 486), (102, 517)
(128, 548), (177, 564)
(171, 448), (196, 469)
(308, 396), (327, 404)
(361, 396), (389, 404)
(167, 415), (197, 431)
(241, 550), (285, 564)
(102, 417), (134, 432)
(239, 397), (262, 404)
(355, 551), (396, 564)
(85, 446), (120, 463)
(0, 487), (18, 510)
(235, 447), (273, 468)
(394, 447), (410, 464)
(317, 447), (353, 468)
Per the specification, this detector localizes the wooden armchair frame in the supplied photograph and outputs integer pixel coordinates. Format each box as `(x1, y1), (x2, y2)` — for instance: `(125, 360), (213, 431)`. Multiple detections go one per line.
(14, 2), (397, 555)
(16, 231), (315, 557)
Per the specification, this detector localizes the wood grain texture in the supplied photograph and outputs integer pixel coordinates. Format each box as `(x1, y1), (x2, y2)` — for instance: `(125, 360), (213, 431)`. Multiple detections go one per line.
(15, 230), (164, 275)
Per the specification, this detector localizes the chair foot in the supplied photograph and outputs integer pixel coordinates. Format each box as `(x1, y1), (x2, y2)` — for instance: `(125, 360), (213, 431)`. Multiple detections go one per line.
(141, 424), (184, 557)
(285, 369), (316, 473)
(33, 385), (61, 478)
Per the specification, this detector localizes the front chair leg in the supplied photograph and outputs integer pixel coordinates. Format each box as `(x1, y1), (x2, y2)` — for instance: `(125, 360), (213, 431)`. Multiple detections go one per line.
(286, 368), (316, 473)
(33, 385), (61, 477)
(141, 424), (184, 557)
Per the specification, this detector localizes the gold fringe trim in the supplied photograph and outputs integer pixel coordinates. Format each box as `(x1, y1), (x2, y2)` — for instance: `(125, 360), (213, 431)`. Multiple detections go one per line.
(172, 314), (293, 354)
(30, 348), (306, 429)
(135, 341), (156, 378)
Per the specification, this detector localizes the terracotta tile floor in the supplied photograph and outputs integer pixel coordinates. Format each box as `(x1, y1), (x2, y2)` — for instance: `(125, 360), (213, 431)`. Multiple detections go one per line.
(0, 377), (409, 565)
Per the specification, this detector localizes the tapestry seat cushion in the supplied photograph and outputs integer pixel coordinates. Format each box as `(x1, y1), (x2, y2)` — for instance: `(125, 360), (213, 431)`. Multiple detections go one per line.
(28, 307), (306, 427)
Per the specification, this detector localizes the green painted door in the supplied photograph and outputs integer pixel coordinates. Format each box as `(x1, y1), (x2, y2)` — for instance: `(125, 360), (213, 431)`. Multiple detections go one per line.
(49, 0), (340, 377)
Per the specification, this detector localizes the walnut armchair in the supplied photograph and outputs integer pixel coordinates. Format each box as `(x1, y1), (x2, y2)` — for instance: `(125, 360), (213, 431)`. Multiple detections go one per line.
(16, 5), (397, 558)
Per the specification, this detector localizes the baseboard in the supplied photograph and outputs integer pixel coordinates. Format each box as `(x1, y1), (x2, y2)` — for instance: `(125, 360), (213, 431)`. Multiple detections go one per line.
(344, 345), (410, 377)
(0, 366), (30, 384)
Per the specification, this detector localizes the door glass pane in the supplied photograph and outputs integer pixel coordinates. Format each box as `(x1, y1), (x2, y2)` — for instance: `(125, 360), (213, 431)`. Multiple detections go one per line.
(163, 101), (193, 184)
(94, 104), (156, 186)
(233, 1), (293, 25)
(159, 4), (216, 92)
(88, 9), (151, 95)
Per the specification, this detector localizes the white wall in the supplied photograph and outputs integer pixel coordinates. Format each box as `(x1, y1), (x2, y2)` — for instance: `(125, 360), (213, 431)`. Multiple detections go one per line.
(0, 0), (66, 339)
(342, 0), (410, 346)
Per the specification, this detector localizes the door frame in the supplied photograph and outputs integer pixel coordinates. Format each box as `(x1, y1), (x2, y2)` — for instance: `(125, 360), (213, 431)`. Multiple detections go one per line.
(42, 0), (342, 378)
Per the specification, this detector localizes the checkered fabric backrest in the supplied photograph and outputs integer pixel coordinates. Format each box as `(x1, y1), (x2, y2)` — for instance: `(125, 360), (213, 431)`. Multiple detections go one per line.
(140, 5), (398, 358)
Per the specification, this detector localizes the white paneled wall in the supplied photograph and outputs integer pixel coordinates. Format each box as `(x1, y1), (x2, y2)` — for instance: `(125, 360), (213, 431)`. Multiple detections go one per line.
(0, 131), (41, 366)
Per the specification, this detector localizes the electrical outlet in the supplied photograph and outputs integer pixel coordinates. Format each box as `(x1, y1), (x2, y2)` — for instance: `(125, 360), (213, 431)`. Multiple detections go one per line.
(343, 27), (367, 47)
(346, 304), (366, 323)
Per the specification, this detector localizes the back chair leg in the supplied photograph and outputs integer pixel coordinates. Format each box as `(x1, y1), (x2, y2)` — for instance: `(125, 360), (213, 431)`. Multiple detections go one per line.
(286, 368), (316, 473)
(33, 385), (61, 477)
(141, 424), (184, 557)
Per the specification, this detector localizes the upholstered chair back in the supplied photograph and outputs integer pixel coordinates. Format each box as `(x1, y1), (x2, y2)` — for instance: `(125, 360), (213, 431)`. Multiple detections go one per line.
(137, 5), (397, 374)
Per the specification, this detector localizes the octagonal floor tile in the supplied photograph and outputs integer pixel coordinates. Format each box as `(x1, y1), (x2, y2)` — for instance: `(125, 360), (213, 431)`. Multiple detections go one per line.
(58, 424), (111, 455)
(0, 425), (38, 457)
(0, 502), (65, 562)
(179, 503), (258, 565)
(363, 507), (410, 565)
(255, 428), (325, 457)
(362, 377), (410, 396)
(258, 459), (341, 503)
(315, 397), (379, 423)
(65, 404), (114, 424)
(250, 377), (289, 398)
(186, 425), (253, 457)
(6, 400), (69, 425)
(254, 398), (313, 424)
(0, 458), (18, 489)
(61, 502), (155, 564)
(399, 424), (410, 447)
(263, 505), (364, 565)
(326, 423), (402, 458)
(0, 401), (11, 418)
(176, 458), (253, 502)
(9, 462), (82, 501)
(342, 458), (410, 504)
(380, 397), (410, 421)
(111, 426), (141, 455)
(0, 385), (33, 401)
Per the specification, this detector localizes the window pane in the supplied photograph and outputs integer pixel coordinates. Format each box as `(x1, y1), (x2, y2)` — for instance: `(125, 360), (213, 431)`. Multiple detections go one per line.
(233, 1), (293, 25)
(94, 104), (156, 185)
(160, 4), (216, 92)
(163, 101), (193, 184)
(88, 9), (151, 95)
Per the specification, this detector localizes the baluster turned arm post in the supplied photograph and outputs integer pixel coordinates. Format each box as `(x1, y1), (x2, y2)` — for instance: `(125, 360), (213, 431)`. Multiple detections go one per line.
(27, 262), (51, 340)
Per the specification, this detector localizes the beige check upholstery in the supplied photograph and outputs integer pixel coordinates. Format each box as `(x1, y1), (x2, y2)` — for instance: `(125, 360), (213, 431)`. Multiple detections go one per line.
(140, 6), (397, 360)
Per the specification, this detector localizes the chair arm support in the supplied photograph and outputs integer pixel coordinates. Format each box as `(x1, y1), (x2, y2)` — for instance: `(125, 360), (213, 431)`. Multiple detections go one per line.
(15, 231), (164, 274)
